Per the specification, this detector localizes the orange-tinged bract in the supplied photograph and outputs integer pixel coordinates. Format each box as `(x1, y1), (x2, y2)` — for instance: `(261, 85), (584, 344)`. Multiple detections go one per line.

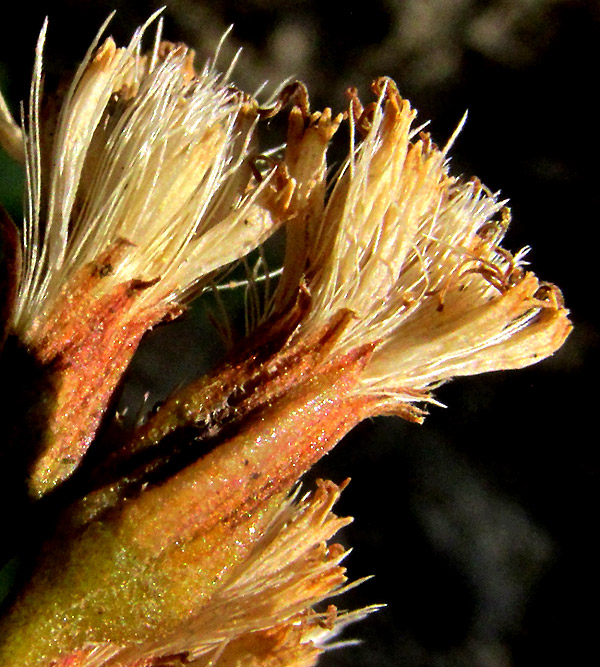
(0, 14), (570, 667)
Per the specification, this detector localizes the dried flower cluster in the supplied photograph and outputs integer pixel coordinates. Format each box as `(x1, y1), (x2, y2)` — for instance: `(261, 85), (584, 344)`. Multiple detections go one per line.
(0, 14), (570, 667)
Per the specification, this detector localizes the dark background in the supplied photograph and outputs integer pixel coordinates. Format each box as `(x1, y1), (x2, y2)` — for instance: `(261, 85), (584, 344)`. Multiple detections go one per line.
(0, 1), (596, 665)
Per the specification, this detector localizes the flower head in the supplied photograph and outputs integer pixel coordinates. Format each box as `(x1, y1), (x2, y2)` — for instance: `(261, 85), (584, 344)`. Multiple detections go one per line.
(1, 17), (284, 496)
(13, 18), (278, 337)
(271, 77), (571, 420)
